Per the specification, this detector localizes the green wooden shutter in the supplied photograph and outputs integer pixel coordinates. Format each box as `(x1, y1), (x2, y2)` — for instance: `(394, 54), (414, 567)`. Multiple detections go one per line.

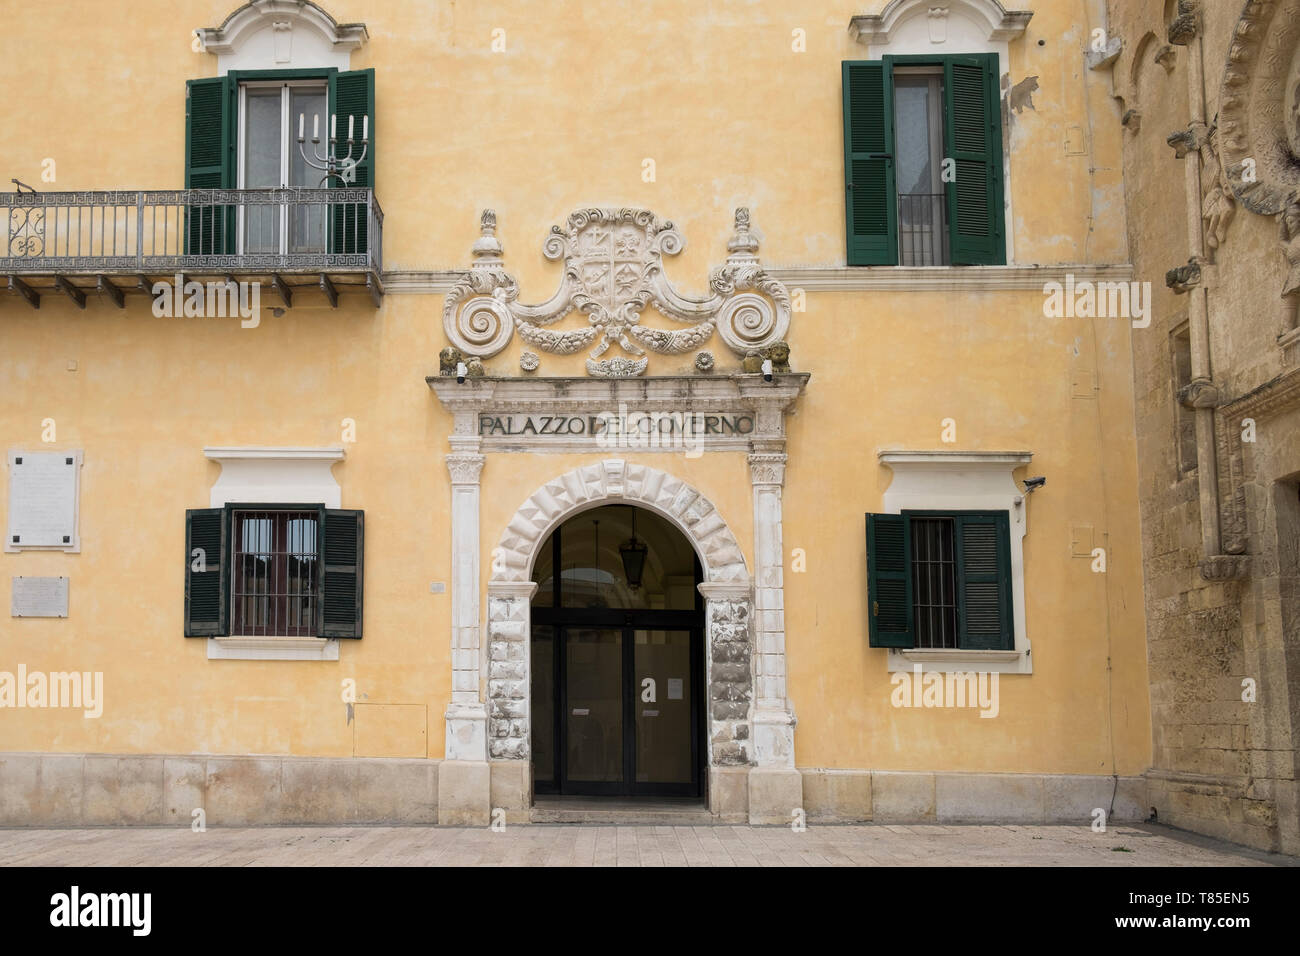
(329, 69), (375, 256)
(184, 76), (235, 255)
(867, 513), (913, 647)
(955, 512), (1013, 650)
(843, 61), (897, 266)
(185, 508), (228, 636)
(943, 54), (1004, 265)
(319, 509), (364, 638)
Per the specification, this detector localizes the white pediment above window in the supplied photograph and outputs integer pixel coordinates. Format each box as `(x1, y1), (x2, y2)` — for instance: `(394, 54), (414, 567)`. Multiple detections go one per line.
(850, 0), (1032, 51)
(198, 0), (368, 73)
(204, 446), (344, 509)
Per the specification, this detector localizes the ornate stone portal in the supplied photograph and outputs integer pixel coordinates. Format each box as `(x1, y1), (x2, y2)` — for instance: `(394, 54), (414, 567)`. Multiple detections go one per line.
(428, 372), (809, 824)
(442, 207), (792, 377)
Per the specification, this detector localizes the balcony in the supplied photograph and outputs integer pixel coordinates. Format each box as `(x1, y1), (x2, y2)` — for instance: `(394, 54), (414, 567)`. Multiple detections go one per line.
(1, 188), (383, 310)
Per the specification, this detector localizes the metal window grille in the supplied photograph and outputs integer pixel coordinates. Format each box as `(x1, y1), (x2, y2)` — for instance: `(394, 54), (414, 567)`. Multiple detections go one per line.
(911, 517), (958, 648)
(231, 510), (318, 637)
(898, 193), (950, 266)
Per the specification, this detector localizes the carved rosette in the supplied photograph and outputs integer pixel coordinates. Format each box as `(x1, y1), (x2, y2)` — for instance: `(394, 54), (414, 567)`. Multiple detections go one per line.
(441, 206), (793, 376)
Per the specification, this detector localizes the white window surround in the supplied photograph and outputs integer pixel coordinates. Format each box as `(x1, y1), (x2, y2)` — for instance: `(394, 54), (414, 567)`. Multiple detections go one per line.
(203, 446), (344, 661)
(878, 449), (1033, 674)
(850, 0), (1032, 267)
(198, 0), (368, 74)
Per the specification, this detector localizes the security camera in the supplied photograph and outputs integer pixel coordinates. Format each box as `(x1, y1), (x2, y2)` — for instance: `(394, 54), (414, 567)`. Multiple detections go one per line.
(456, 361), (468, 385)
(1023, 476), (1046, 493)
(761, 358), (773, 383)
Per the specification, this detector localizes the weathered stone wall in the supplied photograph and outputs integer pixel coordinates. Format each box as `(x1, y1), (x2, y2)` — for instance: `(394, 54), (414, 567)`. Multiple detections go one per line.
(1105, 0), (1300, 853)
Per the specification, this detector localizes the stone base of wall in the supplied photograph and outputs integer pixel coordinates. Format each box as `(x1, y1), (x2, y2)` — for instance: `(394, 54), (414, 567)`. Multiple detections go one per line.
(1, 752), (1160, 831)
(803, 770), (1150, 825)
(0, 752), (439, 826)
(1145, 769), (1300, 856)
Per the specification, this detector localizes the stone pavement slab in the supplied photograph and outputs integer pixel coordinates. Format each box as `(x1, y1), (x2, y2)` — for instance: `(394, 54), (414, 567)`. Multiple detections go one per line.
(0, 822), (1292, 867)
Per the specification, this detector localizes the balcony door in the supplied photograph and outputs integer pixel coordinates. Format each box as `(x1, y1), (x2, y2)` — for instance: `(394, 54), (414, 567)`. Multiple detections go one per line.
(238, 80), (327, 255)
(531, 505), (705, 798)
(893, 66), (949, 265)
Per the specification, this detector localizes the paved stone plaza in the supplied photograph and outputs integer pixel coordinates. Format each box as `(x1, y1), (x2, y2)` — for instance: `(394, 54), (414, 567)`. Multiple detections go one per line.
(0, 823), (1291, 867)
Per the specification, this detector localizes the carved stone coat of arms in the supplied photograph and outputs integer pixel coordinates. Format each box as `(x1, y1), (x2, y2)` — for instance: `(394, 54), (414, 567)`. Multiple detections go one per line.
(442, 206), (791, 377)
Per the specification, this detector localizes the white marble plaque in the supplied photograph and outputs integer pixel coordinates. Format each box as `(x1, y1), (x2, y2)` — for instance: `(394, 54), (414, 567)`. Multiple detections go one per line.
(11, 576), (69, 618)
(6, 450), (81, 551)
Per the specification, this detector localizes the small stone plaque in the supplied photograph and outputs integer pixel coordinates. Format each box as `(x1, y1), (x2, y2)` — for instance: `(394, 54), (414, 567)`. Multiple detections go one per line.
(6, 450), (82, 552)
(11, 576), (69, 618)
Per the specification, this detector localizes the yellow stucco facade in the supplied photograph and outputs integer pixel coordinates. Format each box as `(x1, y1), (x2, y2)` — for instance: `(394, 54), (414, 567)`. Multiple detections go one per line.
(0, 0), (1154, 825)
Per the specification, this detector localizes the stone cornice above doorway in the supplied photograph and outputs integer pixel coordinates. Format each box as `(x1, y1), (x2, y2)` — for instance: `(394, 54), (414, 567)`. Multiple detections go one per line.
(427, 373), (810, 455)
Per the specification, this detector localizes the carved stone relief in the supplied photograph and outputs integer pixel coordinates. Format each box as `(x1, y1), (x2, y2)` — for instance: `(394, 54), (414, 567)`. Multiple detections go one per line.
(1217, 0), (1300, 217)
(443, 207), (791, 377)
(1200, 125), (1238, 258)
(1281, 201), (1300, 334)
(1216, 0), (1300, 325)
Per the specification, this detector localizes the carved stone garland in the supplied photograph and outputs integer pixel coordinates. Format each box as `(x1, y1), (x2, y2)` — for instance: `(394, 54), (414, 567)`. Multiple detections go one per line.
(443, 207), (791, 377)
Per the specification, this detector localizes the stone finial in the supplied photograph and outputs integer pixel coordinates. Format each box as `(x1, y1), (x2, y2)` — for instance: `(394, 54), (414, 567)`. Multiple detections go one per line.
(727, 206), (760, 259)
(472, 208), (503, 260)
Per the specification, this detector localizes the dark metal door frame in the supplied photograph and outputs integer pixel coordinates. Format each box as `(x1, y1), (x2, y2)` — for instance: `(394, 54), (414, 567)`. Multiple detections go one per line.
(532, 514), (705, 798)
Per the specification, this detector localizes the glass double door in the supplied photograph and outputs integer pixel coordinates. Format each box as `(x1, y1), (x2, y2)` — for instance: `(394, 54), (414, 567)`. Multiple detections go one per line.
(533, 623), (702, 797)
(239, 81), (328, 254)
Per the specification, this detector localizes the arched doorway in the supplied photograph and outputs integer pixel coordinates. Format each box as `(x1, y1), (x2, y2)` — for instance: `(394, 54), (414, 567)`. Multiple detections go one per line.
(529, 504), (705, 797)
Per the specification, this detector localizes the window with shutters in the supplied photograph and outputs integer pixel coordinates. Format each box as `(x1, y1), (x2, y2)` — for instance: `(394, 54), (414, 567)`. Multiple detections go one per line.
(842, 54), (1006, 266)
(185, 504), (363, 642)
(867, 510), (1013, 651)
(185, 67), (375, 258)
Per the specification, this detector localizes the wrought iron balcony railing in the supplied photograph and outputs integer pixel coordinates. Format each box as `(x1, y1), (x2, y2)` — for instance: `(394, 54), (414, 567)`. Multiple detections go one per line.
(2, 188), (383, 309)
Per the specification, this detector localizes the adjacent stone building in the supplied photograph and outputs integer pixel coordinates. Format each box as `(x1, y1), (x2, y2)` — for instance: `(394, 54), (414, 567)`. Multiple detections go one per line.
(1102, 0), (1300, 853)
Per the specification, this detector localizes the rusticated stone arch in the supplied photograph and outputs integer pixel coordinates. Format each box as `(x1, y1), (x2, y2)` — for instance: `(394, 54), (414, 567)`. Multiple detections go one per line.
(489, 458), (749, 585)
(485, 459), (755, 772)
